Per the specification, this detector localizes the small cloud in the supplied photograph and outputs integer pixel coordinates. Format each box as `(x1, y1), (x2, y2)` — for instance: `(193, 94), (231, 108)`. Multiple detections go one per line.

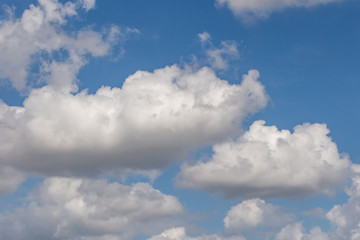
(216, 0), (347, 23)
(198, 31), (211, 44)
(197, 32), (240, 70)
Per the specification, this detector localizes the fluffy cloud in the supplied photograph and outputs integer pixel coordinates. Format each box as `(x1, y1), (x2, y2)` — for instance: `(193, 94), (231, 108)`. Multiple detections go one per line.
(0, 0), (136, 92)
(224, 198), (294, 233)
(275, 222), (329, 240)
(326, 164), (360, 239)
(0, 67), (267, 177)
(216, 0), (345, 22)
(148, 199), (294, 240)
(177, 120), (350, 199)
(148, 227), (246, 240)
(0, 177), (183, 240)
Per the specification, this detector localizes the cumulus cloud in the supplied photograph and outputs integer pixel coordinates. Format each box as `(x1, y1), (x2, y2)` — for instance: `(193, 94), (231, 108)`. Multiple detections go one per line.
(0, 67), (267, 177)
(198, 32), (239, 70)
(224, 198), (294, 233)
(216, 0), (345, 22)
(148, 199), (294, 240)
(147, 227), (246, 240)
(177, 120), (350, 199)
(0, 177), (183, 240)
(0, 0), (136, 92)
(275, 222), (329, 240)
(326, 164), (360, 239)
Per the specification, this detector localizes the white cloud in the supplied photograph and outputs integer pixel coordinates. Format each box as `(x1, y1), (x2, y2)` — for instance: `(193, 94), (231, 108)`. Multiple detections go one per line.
(206, 40), (239, 70)
(198, 32), (211, 44)
(148, 227), (246, 240)
(0, 67), (267, 177)
(80, 0), (96, 11)
(275, 223), (329, 240)
(326, 164), (360, 240)
(0, 177), (183, 240)
(197, 32), (239, 70)
(216, 0), (345, 22)
(177, 120), (350, 199)
(0, 0), (136, 92)
(224, 198), (294, 233)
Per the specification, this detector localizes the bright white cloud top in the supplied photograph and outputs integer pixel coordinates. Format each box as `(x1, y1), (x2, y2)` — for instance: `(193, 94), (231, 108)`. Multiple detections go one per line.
(177, 120), (350, 198)
(0, 0), (359, 239)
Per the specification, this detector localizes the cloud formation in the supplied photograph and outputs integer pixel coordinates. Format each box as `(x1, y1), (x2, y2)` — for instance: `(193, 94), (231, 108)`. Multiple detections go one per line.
(0, 167), (25, 197)
(0, 67), (267, 178)
(0, 0), (136, 93)
(326, 164), (360, 239)
(224, 198), (294, 233)
(216, 0), (344, 22)
(177, 120), (350, 199)
(275, 222), (329, 240)
(198, 32), (239, 70)
(148, 227), (246, 240)
(0, 177), (183, 240)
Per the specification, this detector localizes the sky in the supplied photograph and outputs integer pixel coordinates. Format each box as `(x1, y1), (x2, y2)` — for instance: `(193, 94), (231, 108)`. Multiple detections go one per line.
(0, 0), (359, 239)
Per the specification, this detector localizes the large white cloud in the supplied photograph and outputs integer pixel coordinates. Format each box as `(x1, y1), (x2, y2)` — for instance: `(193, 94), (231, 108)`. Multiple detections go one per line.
(0, 0), (136, 92)
(216, 0), (345, 22)
(177, 120), (350, 199)
(224, 198), (294, 233)
(326, 164), (360, 240)
(0, 177), (183, 240)
(0, 67), (267, 177)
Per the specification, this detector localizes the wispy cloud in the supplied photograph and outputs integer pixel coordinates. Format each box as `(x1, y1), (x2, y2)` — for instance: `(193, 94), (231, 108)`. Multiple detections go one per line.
(198, 32), (240, 70)
(216, 0), (346, 22)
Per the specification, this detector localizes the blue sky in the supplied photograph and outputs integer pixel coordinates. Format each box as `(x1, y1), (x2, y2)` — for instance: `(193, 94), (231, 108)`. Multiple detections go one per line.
(0, 0), (359, 239)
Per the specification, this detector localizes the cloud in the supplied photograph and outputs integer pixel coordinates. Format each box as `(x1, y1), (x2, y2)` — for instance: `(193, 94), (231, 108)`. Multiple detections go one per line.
(0, 177), (183, 240)
(148, 199), (294, 240)
(216, 0), (345, 22)
(224, 198), (294, 233)
(206, 41), (239, 70)
(147, 227), (246, 240)
(326, 164), (360, 239)
(80, 0), (96, 11)
(0, 0), (136, 93)
(198, 32), (239, 70)
(275, 222), (329, 240)
(198, 32), (211, 44)
(0, 67), (267, 177)
(0, 167), (25, 197)
(177, 120), (350, 199)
